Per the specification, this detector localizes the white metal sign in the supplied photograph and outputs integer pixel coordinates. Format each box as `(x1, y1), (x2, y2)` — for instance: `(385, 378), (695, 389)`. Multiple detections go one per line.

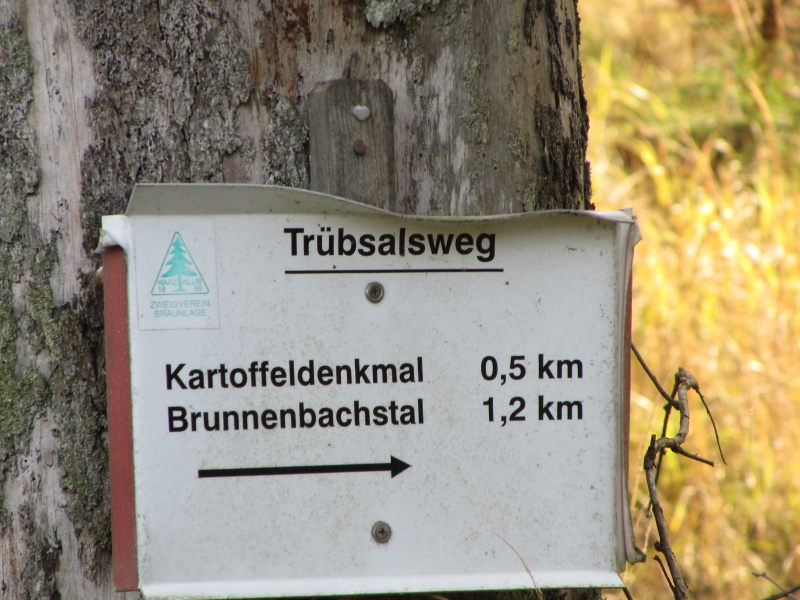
(102, 184), (640, 598)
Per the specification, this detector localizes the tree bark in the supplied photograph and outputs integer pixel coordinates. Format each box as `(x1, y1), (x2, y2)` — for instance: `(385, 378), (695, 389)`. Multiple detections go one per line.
(0, 1), (594, 598)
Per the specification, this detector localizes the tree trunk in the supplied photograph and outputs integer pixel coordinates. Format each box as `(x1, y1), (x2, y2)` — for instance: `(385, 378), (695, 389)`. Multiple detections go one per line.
(0, 1), (594, 598)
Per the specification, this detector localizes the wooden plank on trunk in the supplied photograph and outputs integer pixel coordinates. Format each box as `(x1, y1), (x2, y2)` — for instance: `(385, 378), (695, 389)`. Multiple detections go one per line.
(308, 79), (396, 209)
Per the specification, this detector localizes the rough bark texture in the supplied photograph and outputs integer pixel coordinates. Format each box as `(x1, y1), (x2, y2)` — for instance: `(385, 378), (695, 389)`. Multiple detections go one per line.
(0, 1), (594, 598)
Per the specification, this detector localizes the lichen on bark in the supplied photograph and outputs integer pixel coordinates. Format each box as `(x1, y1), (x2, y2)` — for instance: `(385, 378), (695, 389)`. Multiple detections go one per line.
(0, 18), (38, 245)
(18, 500), (60, 600)
(461, 52), (490, 147)
(67, 0), (253, 569)
(0, 15), (74, 597)
(72, 0), (252, 253)
(2, 0), (255, 588)
(364, 0), (441, 28)
(0, 17), (46, 522)
(264, 93), (309, 188)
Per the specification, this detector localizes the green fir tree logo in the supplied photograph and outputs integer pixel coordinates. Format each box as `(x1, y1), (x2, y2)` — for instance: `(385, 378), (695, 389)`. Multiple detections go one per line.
(151, 232), (209, 295)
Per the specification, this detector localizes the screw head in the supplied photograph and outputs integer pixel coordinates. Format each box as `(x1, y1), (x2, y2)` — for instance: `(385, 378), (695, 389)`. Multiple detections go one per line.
(352, 105), (371, 121)
(365, 281), (384, 303)
(353, 139), (367, 155)
(371, 521), (392, 543)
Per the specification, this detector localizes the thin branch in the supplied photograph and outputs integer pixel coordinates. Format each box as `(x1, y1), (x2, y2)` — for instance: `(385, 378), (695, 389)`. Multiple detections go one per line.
(633, 348), (730, 599)
(651, 376), (681, 498)
(653, 554), (675, 593)
(632, 344), (674, 404)
(670, 445), (714, 467)
(754, 571), (800, 600)
(622, 586), (635, 600)
(642, 367), (706, 600)
(633, 345), (727, 465)
(646, 434), (690, 599)
(761, 585), (800, 600)
(695, 387), (727, 464)
(632, 346), (684, 496)
(654, 384), (676, 487)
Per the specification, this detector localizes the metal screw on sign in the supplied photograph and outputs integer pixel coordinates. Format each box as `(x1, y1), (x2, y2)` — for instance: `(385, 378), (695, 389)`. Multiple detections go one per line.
(365, 282), (384, 303)
(352, 105), (371, 121)
(371, 521), (392, 544)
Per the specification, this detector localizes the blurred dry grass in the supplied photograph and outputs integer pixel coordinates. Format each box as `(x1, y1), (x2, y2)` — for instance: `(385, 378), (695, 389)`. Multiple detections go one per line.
(580, 0), (800, 597)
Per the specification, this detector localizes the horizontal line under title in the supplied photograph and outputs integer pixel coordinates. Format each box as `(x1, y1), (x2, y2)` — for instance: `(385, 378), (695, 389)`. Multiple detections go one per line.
(284, 268), (503, 274)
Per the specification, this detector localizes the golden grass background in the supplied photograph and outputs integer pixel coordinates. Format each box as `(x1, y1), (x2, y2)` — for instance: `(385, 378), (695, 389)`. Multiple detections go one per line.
(580, 0), (800, 597)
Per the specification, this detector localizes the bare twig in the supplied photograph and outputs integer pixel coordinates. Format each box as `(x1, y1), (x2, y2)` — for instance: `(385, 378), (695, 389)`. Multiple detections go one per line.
(632, 346), (726, 480)
(631, 344), (674, 405)
(632, 346), (679, 490)
(761, 585), (800, 600)
(633, 349), (730, 599)
(633, 347), (675, 519)
(493, 532), (543, 600)
(642, 368), (708, 600)
(653, 554), (675, 593)
(622, 586), (635, 600)
(754, 571), (800, 600)
(695, 387), (727, 464)
(653, 383), (677, 488)
(646, 436), (690, 599)
(670, 445), (714, 467)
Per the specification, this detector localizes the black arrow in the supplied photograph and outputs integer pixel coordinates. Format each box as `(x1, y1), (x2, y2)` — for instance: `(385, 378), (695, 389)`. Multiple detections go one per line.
(198, 456), (411, 479)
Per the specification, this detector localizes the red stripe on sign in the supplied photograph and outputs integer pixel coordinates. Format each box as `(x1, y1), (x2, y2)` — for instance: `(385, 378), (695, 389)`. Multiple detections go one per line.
(102, 246), (139, 591)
